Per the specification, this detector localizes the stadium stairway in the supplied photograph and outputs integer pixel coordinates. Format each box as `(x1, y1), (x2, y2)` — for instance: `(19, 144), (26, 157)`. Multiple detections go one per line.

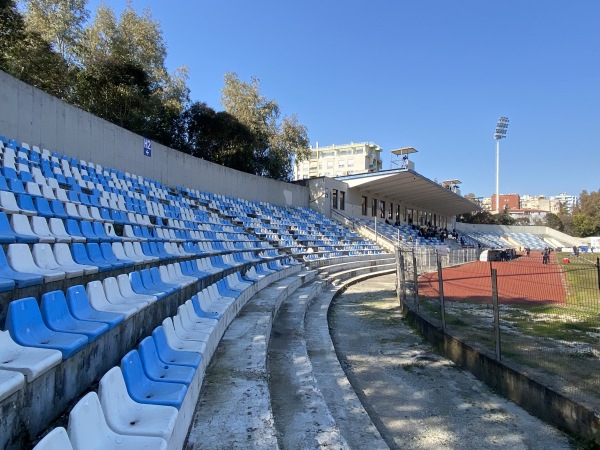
(184, 253), (394, 449)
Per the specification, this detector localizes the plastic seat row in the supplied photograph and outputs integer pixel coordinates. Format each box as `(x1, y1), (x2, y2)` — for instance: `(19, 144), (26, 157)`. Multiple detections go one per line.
(31, 269), (268, 449)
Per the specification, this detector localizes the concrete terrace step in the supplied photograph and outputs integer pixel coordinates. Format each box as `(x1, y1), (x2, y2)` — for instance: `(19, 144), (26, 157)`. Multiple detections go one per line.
(315, 257), (395, 277)
(323, 263), (396, 286)
(303, 274), (394, 449)
(184, 269), (316, 449)
(306, 253), (393, 271)
(268, 280), (348, 449)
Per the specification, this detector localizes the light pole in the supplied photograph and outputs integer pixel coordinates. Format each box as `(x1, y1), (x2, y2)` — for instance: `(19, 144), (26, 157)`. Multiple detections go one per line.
(494, 117), (509, 213)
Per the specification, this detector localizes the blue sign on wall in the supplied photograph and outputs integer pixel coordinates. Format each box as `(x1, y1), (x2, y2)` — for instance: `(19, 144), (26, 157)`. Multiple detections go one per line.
(143, 138), (152, 157)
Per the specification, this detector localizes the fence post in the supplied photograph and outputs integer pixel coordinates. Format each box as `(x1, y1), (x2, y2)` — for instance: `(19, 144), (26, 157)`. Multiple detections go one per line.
(491, 268), (501, 361)
(398, 248), (407, 304)
(412, 250), (419, 312)
(396, 247), (403, 309)
(596, 257), (600, 293)
(437, 251), (446, 332)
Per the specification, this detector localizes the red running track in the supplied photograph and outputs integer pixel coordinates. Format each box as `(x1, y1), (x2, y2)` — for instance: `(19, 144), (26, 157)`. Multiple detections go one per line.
(418, 252), (567, 305)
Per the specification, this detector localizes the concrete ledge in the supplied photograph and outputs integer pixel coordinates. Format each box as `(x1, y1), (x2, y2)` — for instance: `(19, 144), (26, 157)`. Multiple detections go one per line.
(401, 301), (600, 445)
(316, 258), (395, 277)
(325, 264), (396, 285)
(305, 253), (393, 271)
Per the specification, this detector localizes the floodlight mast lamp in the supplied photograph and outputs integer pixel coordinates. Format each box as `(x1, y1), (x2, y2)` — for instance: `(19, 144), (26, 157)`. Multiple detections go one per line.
(494, 117), (509, 213)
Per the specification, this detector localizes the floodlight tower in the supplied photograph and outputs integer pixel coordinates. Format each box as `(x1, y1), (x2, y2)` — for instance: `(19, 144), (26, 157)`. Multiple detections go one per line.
(494, 117), (509, 213)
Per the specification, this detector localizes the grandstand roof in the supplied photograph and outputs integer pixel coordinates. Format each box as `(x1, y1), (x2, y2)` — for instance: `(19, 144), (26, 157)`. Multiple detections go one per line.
(335, 169), (480, 216)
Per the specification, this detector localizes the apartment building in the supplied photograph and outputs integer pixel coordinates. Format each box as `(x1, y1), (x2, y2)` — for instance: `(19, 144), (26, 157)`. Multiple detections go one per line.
(293, 142), (383, 180)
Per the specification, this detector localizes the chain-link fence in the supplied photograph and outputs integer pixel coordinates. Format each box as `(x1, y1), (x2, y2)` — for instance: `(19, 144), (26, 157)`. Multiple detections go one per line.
(396, 247), (600, 411)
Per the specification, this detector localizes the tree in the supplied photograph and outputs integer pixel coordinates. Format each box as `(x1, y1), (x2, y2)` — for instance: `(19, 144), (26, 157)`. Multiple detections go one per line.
(456, 210), (495, 224)
(74, 53), (152, 131)
(20, 0), (89, 64)
(571, 213), (597, 237)
(221, 72), (310, 180)
(545, 212), (564, 231)
(172, 102), (256, 173)
(1, 0), (71, 98)
(73, 2), (189, 144)
(568, 190), (600, 237)
(494, 207), (516, 225)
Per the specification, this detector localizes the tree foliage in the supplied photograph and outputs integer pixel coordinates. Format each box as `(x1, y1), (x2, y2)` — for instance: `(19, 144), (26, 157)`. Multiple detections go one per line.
(1, 0), (71, 97)
(221, 72), (310, 180)
(74, 2), (188, 143)
(566, 190), (600, 237)
(172, 102), (256, 173)
(545, 212), (564, 231)
(20, 0), (88, 64)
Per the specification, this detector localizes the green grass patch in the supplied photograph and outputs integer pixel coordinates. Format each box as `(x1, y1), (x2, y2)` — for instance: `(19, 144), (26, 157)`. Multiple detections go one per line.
(500, 303), (600, 343)
(557, 252), (600, 308)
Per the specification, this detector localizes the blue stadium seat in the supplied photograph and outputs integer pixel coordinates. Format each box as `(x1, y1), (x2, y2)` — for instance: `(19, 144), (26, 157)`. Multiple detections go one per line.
(190, 294), (220, 320)
(2, 167), (19, 181)
(86, 243), (119, 270)
(16, 194), (37, 216)
(100, 242), (134, 268)
(7, 178), (26, 195)
(0, 276), (15, 292)
(19, 171), (34, 183)
(138, 336), (195, 385)
(149, 267), (178, 294)
(78, 193), (92, 206)
(34, 197), (54, 218)
(151, 327), (201, 368)
(5, 297), (88, 359)
(140, 241), (161, 260)
(65, 285), (124, 329)
(71, 243), (111, 272)
(40, 291), (109, 342)
(120, 350), (187, 409)
(140, 269), (171, 296)
(0, 212), (17, 243)
(92, 221), (116, 242)
(79, 220), (100, 242)
(99, 207), (112, 222)
(50, 200), (69, 219)
(0, 176), (10, 192)
(129, 271), (167, 299)
(65, 219), (87, 242)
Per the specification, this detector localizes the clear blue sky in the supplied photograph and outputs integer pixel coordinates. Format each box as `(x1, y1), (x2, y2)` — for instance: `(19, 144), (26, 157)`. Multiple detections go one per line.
(87, 0), (599, 200)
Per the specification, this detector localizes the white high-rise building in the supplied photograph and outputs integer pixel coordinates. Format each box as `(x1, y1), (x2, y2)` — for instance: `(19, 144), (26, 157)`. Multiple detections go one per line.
(293, 142), (383, 180)
(550, 192), (578, 212)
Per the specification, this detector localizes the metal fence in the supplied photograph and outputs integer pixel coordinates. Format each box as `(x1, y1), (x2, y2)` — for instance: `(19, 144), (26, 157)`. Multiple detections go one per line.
(396, 247), (600, 411)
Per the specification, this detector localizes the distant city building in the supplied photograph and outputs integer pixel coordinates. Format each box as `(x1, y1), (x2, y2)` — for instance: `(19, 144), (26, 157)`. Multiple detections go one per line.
(490, 193), (520, 212)
(550, 192), (578, 212)
(482, 192), (578, 215)
(293, 142), (383, 180)
(481, 197), (492, 211)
